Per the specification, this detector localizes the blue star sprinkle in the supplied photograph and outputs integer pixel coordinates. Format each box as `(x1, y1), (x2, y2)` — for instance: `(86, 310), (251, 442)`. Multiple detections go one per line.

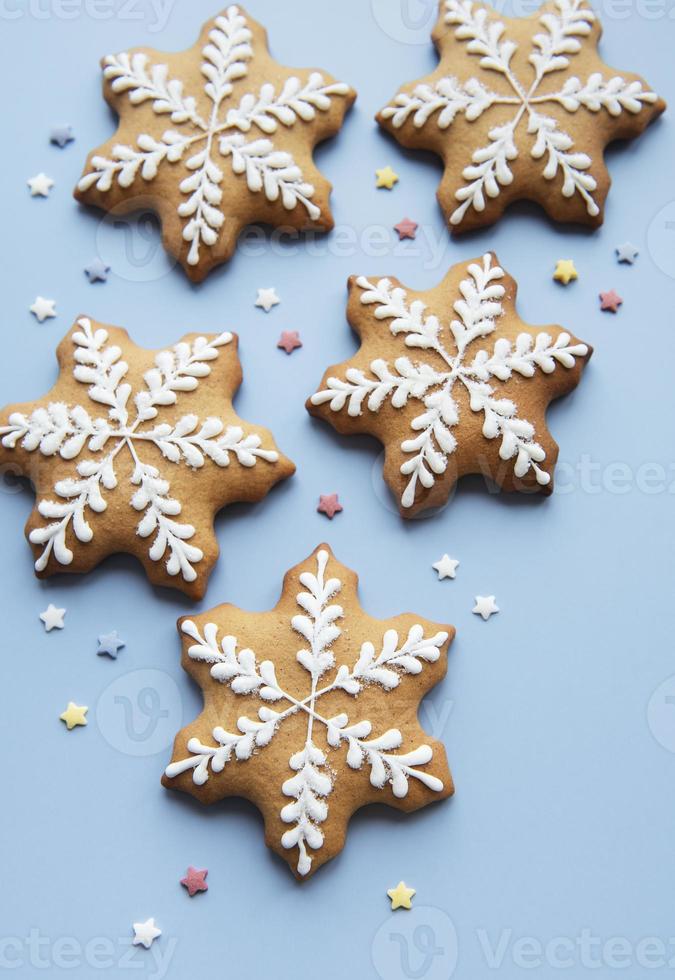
(97, 631), (125, 659)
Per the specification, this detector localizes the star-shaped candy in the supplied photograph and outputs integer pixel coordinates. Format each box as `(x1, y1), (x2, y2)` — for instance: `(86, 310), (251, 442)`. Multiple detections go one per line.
(473, 596), (499, 621)
(132, 918), (161, 949)
(277, 331), (302, 355)
(378, 0), (664, 233)
(97, 630), (125, 659)
(164, 545), (455, 879)
(599, 289), (623, 313)
(255, 288), (280, 313)
(60, 702), (88, 729)
(309, 253), (591, 516)
(317, 493), (343, 519)
(553, 260), (578, 286)
(84, 258), (110, 283)
(75, 8), (355, 282)
(0, 318), (294, 599)
(180, 866), (209, 896)
(616, 242), (638, 264)
(376, 166), (399, 189)
(30, 297), (57, 322)
(27, 173), (54, 197)
(50, 125), (74, 148)
(40, 603), (66, 631)
(394, 217), (418, 240)
(432, 555), (459, 580)
(388, 881), (416, 910)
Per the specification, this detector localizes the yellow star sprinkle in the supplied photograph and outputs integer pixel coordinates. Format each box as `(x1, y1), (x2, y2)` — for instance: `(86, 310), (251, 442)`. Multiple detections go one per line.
(60, 702), (88, 730)
(553, 260), (578, 286)
(387, 881), (416, 910)
(376, 166), (399, 190)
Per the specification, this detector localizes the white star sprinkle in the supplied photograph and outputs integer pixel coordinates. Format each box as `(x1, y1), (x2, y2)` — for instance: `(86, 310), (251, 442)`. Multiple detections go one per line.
(255, 287), (280, 313)
(472, 596), (500, 621)
(27, 173), (54, 197)
(616, 242), (639, 264)
(30, 297), (57, 322)
(432, 554), (459, 580)
(132, 918), (161, 949)
(39, 603), (66, 632)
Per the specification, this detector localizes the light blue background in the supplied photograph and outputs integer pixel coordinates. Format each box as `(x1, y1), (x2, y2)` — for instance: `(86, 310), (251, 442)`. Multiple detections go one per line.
(1, 1), (674, 977)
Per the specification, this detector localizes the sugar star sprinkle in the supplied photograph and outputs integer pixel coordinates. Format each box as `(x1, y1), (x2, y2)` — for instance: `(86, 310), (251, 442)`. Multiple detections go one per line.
(432, 555), (459, 580)
(376, 166), (399, 189)
(29, 297), (57, 322)
(27, 173), (54, 197)
(50, 125), (74, 148)
(84, 258), (110, 283)
(388, 881), (416, 910)
(472, 596), (499, 621)
(553, 259), (578, 285)
(599, 289), (623, 313)
(97, 630), (125, 659)
(60, 702), (88, 730)
(255, 288), (280, 312)
(394, 217), (418, 240)
(317, 493), (343, 519)
(616, 242), (638, 264)
(40, 603), (66, 631)
(180, 866), (209, 896)
(132, 919), (161, 949)
(277, 331), (302, 354)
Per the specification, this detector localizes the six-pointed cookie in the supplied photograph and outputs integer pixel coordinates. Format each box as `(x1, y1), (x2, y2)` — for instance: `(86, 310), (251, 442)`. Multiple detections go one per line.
(164, 544), (454, 879)
(0, 318), (294, 598)
(308, 253), (591, 515)
(378, 0), (664, 232)
(75, 6), (355, 281)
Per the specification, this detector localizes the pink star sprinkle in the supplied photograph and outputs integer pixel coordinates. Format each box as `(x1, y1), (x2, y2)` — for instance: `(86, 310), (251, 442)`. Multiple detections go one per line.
(277, 331), (302, 354)
(599, 289), (623, 313)
(317, 494), (343, 519)
(394, 218), (418, 240)
(180, 866), (208, 896)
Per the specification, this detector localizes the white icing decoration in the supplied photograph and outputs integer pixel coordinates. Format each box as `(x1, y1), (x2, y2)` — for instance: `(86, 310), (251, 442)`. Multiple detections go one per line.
(0, 319), (279, 581)
(165, 549), (447, 876)
(78, 6), (351, 266)
(380, 0), (658, 223)
(311, 254), (588, 509)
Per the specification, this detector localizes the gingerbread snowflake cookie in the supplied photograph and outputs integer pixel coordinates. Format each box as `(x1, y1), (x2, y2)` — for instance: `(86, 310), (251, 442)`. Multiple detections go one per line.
(0, 318), (294, 598)
(378, 0), (664, 232)
(164, 545), (454, 878)
(308, 253), (591, 515)
(75, 6), (355, 281)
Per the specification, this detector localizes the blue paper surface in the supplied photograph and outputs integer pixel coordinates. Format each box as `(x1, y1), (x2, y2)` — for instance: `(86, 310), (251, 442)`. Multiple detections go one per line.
(1, 1), (674, 977)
